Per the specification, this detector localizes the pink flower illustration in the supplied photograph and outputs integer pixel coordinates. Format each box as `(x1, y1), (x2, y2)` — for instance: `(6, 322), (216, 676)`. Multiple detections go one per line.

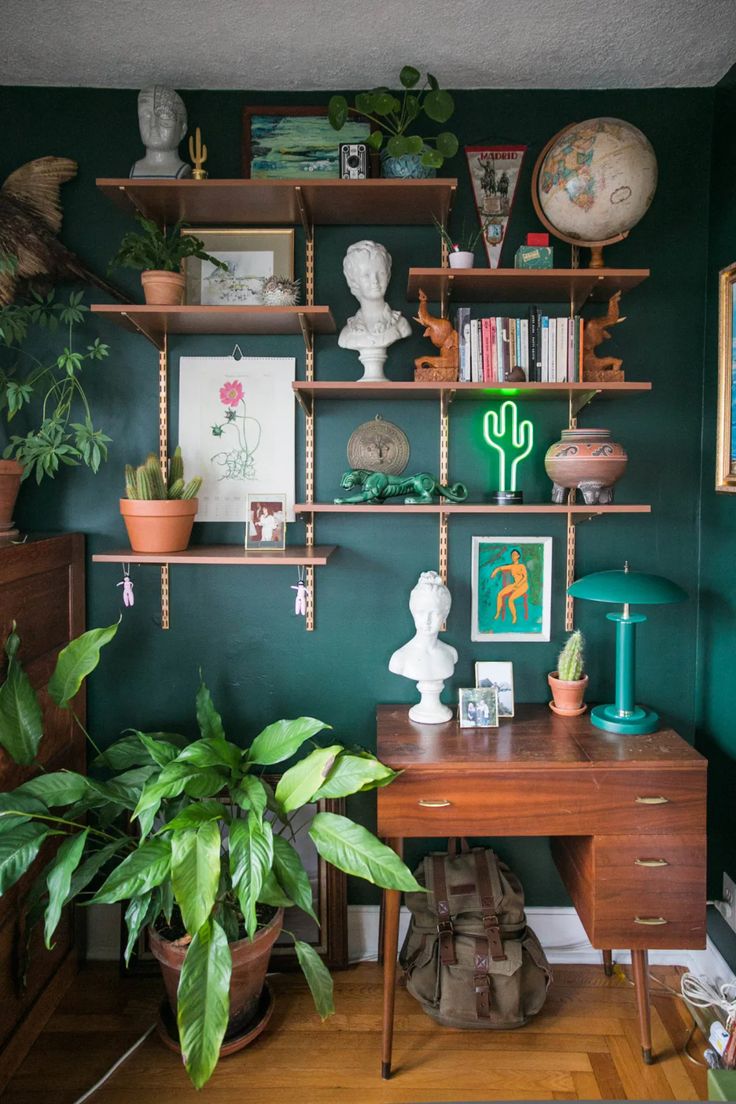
(219, 380), (244, 407)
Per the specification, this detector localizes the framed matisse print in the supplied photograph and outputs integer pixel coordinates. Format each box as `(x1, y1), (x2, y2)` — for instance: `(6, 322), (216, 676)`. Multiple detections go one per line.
(716, 262), (736, 492)
(471, 536), (552, 642)
(182, 228), (294, 306)
(243, 106), (370, 178)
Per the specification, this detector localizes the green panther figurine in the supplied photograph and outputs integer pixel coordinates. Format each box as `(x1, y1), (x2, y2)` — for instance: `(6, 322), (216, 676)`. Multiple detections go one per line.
(334, 469), (469, 505)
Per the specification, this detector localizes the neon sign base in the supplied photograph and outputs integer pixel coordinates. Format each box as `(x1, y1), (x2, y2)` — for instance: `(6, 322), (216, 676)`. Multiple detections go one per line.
(489, 490), (524, 505)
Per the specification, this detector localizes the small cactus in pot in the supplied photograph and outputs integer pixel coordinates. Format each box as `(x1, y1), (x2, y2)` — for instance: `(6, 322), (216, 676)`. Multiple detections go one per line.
(548, 630), (588, 716)
(120, 446), (202, 554)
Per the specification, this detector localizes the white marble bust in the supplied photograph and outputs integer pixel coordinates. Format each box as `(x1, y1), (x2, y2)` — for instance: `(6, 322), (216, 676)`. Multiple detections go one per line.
(130, 86), (192, 179)
(338, 241), (411, 381)
(389, 571), (458, 723)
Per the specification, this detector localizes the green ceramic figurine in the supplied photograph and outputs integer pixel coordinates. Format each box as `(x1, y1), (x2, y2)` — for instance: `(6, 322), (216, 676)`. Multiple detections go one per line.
(334, 469), (468, 504)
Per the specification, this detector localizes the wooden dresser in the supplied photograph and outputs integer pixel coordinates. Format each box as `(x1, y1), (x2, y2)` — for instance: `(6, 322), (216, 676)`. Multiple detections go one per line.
(376, 703), (707, 1078)
(0, 534), (85, 1089)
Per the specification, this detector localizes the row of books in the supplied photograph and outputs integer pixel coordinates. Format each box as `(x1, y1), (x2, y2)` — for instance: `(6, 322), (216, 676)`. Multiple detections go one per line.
(456, 307), (584, 384)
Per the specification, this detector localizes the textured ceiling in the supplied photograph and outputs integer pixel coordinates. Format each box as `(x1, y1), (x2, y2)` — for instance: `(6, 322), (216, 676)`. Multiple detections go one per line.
(2, 0), (734, 89)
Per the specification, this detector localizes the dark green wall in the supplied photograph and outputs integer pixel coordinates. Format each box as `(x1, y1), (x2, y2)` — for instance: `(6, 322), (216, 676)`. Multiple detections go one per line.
(0, 85), (714, 907)
(697, 64), (736, 967)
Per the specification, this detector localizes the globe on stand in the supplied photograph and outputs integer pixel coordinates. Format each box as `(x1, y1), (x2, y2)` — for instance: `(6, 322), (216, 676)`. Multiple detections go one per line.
(531, 118), (658, 268)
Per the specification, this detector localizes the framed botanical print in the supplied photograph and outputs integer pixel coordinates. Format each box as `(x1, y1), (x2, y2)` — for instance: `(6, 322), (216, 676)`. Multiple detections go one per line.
(716, 262), (736, 492)
(182, 228), (294, 306)
(471, 536), (552, 642)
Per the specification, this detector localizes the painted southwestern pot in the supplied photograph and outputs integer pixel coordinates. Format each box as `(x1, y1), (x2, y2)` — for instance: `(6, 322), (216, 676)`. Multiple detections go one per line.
(544, 428), (627, 505)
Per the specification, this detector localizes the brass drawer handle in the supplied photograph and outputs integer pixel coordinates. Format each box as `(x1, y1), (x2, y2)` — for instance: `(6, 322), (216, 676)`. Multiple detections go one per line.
(634, 858), (669, 867)
(634, 916), (668, 925)
(417, 799), (452, 808)
(635, 795), (670, 805)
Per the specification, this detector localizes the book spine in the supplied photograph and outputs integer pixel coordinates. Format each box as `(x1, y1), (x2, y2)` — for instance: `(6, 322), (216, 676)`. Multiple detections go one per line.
(548, 317), (556, 383)
(578, 316), (584, 383)
(509, 319), (516, 382)
(490, 316), (497, 382)
(556, 317), (567, 382)
(495, 316), (503, 381)
(457, 308), (469, 382)
(528, 306), (537, 382)
(568, 317), (575, 384)
(482, 318), (492, 383)
(541, 316), (549, 383)
(501, 319), (510, 382)
(471, 319), (481, 383)
(520, 318), (529, 381)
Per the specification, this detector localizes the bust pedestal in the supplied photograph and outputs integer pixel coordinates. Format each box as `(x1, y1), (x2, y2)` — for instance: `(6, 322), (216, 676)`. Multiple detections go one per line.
(357, 348), (389, 382)
(408, 680), (452, 724)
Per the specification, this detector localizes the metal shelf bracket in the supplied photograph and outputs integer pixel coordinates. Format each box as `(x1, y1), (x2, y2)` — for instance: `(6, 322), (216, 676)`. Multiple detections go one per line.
(122, 311), (164, 351)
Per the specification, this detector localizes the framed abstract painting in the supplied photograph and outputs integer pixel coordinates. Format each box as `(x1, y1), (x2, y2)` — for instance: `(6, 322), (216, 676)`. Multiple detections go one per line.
(471, 536), (552, 642)
(242, 106), (370, 179)
(716, 262), (736, 492)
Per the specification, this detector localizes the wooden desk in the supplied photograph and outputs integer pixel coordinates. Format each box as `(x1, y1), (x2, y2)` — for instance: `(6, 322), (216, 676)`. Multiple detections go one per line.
(377, 703), (706, 1079)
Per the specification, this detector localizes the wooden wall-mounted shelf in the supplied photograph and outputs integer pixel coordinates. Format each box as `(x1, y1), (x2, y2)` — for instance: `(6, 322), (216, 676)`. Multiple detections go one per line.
(92, 305), (334, 349)
(295, 503), (651, 517)
(293, 380), (652, 402)
(92, 545), (336, 566)
(407, 267), (650, 313)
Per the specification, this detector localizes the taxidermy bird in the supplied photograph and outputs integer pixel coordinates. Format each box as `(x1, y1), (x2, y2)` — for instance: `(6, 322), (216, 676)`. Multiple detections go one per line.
(0, 156), (129, 305)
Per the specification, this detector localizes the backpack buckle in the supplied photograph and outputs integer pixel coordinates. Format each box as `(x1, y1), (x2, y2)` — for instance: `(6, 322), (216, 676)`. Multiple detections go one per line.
(437, 919), (456, 965)
(437, 919), (454, 936)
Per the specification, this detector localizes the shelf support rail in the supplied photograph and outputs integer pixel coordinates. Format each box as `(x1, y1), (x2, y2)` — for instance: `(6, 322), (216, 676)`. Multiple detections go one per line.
(565, 504), (576, 632)
(301, 213), (316, 632)
(158, 335), (170, 630)
(438, 391), (453, 588)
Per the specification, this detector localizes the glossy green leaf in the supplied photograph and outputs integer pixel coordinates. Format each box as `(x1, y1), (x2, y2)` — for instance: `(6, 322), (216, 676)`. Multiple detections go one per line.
(231, 774), (267, 818)
(294, 939), (335, 1020)
(327, 94), (348, 130)
(421, 147), (444, 169)
(14, 771), (88, 807)
(355, 91), (376, 115)
(171, 821), (221, 936)
(423, 88), (454, 123)
(404, 94), (421, 125)
(386, 135), (409, 158)
(436, 131), (459, 158)
(275, 745), (342, 813)
(0, 822), (52, 893)
(313, 754), (398, 800)
(247, 717), (329, 766)
(195, 680), (226, 743)
(92, 731), (186, 771)
(0, 792), (47, 834)
(177, 737), (240, 772)
(159, 801), (228, 833)
(309, 812), (423, 891)
(133, 761), (202, 821)
(0, 625), (43, 764)
(426, 72), (439, 91)
(367, 130), (384, 151)
(373, 91), (396, 116)
(85, 765), (157, 811)
(229, 816), (273, 939)
(123, 890), (157, 966)
(182, 768), (229, 798)
(399, 65), (420, 88)
(272, 834), (317, 922)
(405, 135), (424, 156)
(136, 733), (179, 767)
(44, 829), (88, 948)
(68, 838), (128, 898)
(47, 621), (119, 709)
(177, 917), (231, 1089)
(90, 837), (171, 904)
(257, 868), (294, 909)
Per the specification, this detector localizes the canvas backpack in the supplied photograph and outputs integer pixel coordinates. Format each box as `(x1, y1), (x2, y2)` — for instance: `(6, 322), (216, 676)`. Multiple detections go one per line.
(399, 843), (552, 1029)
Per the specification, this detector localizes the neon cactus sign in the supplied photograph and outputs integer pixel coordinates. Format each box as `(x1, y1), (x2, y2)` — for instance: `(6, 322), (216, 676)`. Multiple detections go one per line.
(482, 400), (534, 505)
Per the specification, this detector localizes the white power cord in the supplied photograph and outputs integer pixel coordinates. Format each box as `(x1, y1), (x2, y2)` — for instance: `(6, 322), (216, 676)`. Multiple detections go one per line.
(71, 1023), (156, 1104)
(681, 972), (736, 1028)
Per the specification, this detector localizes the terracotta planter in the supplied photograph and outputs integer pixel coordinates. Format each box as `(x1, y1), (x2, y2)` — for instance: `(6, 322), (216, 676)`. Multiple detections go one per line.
(141, 270), (185, 306)
(544, 428), (627, 506)
(149, 908), (283, 1041)
(0, 460), (24, 538)
(120, 498), (198, 553)
(548, 672), (589, 717)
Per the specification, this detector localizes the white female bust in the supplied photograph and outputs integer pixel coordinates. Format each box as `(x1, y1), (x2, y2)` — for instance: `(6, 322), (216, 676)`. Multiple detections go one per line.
(338, 240), (411, 382)
(130, 87), (192, 179)
(389, 571), (458, 723)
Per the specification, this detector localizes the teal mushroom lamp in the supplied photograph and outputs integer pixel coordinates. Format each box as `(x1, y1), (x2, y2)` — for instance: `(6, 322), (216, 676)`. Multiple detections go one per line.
(567, 563), (686, 735)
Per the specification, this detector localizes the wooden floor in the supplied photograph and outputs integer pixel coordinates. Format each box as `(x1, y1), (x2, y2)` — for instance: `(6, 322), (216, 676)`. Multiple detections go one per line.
(4, 961), (706, 1103)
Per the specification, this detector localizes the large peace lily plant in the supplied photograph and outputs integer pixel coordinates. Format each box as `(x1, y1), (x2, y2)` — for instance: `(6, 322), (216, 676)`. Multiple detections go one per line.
(0, 621), (421, 1088)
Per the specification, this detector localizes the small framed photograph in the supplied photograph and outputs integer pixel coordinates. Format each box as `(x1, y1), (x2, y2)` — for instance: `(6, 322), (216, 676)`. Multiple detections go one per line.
(242, 105), (370, 178)
(182, 228), (294, 306)
(245, 494), (286, 550)
(475, 661), (515, 717)
(458, 687), (499, 729)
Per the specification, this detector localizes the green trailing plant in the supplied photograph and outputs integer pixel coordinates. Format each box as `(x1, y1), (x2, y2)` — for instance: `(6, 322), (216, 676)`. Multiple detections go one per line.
(0, 254), (111, 483)
(433, 215), (483, 255)
(109, 215), (229, 274)
(557, 629), (585, 681)
(0, 622), (421, 1089)
(124, 447), (202, 500)
(328, 66), (458, 170)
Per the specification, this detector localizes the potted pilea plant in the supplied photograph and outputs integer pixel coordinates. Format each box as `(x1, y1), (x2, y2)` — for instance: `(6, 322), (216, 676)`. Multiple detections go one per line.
(433, 217), (484, 269)
(121, 447), (202, 553)
(328, 66), (458, 178)
(0, 620), (421, 1088)
(109, 215), (227, 305)
(0, 255), (111, 533)
(548, 629), (588, 716)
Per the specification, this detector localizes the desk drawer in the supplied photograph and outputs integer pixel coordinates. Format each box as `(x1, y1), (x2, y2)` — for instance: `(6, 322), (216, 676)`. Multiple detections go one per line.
(377, 769), (706, 838)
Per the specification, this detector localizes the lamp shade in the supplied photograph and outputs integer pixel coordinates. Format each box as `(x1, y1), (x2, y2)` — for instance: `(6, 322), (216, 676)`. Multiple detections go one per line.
(568, 569), (687, 605)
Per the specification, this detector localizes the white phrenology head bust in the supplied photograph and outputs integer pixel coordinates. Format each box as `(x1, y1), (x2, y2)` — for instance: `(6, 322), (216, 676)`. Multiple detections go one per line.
(343, 240), (391, 303)
(138, 86), (187, 151)
(409, 571), (452, 634)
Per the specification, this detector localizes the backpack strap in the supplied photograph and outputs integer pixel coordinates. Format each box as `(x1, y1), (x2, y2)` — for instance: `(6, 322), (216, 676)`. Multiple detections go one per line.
(447, 837), (470, 856)
(432, 854), (457, 965)
(473, 935), (492, 1019)
(473, 849), (507, 962)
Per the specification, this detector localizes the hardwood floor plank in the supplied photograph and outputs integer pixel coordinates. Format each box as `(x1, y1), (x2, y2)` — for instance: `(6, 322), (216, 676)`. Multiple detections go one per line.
(589, 1050), (628, 1100)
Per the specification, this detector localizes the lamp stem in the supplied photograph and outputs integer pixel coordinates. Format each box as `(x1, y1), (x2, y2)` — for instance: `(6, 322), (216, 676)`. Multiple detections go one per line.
(614, 613), (636, 716)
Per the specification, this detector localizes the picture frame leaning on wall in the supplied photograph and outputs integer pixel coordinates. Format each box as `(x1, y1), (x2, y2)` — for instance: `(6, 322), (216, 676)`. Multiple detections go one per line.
(716, 261), (736, 493)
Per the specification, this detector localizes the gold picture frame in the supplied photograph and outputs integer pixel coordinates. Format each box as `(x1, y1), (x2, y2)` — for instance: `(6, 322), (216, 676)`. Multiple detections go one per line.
(716, 262), (736, 492)
(182, 228), (294, 306)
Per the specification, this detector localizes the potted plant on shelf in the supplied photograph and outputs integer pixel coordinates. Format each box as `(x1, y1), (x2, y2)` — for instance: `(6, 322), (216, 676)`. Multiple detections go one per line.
(433, 217), (483, 269)
(0, 621), (421, 1088)
(328, 66), (458, 178)
(0, 255), (112, 533)
(109, 215), (227, 306)
(548, 629), (588, 716)
(121, 447), (202, 553)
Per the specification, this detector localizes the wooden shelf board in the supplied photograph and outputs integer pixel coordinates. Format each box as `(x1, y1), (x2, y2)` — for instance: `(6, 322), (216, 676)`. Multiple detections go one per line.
(293, 380), (651, 401)
(295, 503), (651, 516)
(407, 267), (650, 309)
(91, 304), (334, 339)
(92, 545), (336, 566)
(97, 179), (457, 227)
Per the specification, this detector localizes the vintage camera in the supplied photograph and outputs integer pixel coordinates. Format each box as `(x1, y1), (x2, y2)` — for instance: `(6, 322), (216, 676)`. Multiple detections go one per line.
(339, 143), (369, 179)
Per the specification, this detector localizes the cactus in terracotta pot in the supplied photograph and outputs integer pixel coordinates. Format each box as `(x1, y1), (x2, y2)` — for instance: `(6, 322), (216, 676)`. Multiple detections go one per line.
(548, 630), (588, 716)
(120, 446), (202, 553)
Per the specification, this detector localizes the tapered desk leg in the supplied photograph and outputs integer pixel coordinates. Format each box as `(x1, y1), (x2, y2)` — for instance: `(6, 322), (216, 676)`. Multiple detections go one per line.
(631, 949), (653, 1063)
(602, 950), (613, 977)
(381, 837), (403, 1080)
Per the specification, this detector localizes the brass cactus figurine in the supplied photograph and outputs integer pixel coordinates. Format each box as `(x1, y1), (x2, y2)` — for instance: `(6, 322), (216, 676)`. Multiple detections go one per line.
(188, 127), (208, 180)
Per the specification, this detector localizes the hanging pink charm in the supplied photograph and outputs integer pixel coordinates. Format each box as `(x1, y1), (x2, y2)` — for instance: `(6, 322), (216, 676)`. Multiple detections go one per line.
(290, 568), (308, 616)
(117, 564), (134, 607)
